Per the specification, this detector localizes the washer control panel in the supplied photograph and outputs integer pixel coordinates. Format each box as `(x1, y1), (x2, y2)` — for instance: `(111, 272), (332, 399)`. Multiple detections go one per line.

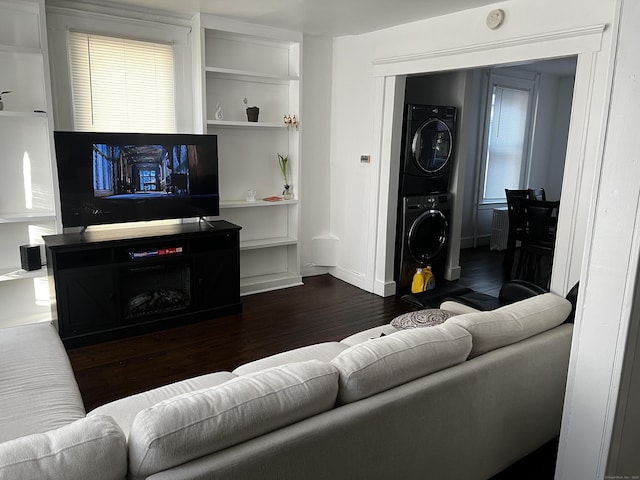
(422, 194), (449, 209)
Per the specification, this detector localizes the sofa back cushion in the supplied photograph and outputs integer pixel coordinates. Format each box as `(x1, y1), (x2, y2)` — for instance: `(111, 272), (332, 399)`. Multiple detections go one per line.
(0, 415), (127, 480)
(128, 360), (339, 479)
(330, 323), (472, 405)
(89, 371), (237, 438)
(447, 292), (571, 358)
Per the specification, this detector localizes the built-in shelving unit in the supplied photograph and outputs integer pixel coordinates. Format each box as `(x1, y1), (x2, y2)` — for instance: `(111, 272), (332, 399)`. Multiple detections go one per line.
(206, 120), (286, 129)
(0, 0), (59, 327)
(193, 14), (302, 295)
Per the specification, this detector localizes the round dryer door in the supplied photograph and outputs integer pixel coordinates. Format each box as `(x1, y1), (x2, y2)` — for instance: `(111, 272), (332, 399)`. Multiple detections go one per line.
(411, 119), (453, 174)
(407, 210), (448, 263)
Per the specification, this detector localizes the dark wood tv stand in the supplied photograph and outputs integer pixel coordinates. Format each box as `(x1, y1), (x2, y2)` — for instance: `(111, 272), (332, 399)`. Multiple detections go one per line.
(44, 221), (241, 348)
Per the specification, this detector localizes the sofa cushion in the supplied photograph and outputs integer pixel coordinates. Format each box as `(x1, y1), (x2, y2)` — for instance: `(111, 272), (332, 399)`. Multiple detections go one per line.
(390, 308), (455, 329)
(0, 323), (85, 443)
(89, 371), (237, 438)
(447, 292), (571, 358)
(340, 325), (399, 346)
(233, 342), (349, 375)
(330, 323), (472, 405)
(0, 415), (127, 480)
(128, 360), (339, 479)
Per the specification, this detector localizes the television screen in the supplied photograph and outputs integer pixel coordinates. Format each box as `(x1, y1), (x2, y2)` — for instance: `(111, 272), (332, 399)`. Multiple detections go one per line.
(53, 132), (219, 228)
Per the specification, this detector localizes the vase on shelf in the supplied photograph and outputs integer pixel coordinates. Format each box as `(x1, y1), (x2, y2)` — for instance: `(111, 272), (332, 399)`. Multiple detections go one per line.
(214, 103), (223, 120)
(0, 91), (11, 111)
(278, 153), (293, 199)
(246, 106), (259, 122)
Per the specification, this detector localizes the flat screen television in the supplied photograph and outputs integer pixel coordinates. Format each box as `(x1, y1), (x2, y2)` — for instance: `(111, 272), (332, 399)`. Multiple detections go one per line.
(53, 132), (219, 228)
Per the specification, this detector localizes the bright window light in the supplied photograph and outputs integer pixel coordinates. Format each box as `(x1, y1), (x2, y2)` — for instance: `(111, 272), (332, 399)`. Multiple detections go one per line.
(23, 151), (32, 210)
(68, 31), (176, 133)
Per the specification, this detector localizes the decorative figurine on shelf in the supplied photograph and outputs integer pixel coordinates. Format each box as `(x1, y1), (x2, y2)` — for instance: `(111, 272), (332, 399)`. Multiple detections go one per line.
(214, 103), (223, 120)
(0, 91), (12, 111)
(243, 97), (259, 122)
(283, 114), (299, 130)
(278, 153), (294, 200)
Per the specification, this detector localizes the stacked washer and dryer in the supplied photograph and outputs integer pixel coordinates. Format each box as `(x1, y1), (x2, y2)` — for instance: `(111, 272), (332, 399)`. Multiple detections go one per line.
(395, 104), (457, 292)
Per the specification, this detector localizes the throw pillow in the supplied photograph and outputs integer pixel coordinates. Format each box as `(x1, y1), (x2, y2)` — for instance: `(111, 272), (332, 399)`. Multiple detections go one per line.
(391, 308), (454, 329)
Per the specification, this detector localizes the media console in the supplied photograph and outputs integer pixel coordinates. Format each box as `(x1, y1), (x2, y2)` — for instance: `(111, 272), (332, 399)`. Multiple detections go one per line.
(44, 220), (241, 348)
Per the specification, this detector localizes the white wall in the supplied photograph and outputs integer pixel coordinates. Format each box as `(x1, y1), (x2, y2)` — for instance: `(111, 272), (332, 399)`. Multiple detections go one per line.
(459, 70), (486, 248)
(328, 34), (379, 290)
(528, 71), (575, 202)
(329, 0), (611, 295)
(547, 76), (574, 201)
(557, 0), (640, 477)
(327, 1), (631, 478)
(300, 35), (334, 276)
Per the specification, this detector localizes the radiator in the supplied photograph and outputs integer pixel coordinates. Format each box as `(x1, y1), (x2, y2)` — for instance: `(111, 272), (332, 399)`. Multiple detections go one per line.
(490, 208), (509, 251)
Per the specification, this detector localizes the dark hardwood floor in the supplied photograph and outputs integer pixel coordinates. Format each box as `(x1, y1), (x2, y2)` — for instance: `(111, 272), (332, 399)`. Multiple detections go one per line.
(67, 246), (555, 479)
(68, 273), (414, 411)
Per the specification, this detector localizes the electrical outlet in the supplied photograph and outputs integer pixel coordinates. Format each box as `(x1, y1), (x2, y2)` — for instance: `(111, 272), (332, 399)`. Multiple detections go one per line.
(360, 155), (371, 163)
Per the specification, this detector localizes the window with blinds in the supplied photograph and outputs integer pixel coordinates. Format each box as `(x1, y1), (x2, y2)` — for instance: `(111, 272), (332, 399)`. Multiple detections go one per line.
(479, 73), (536, 203)
(68, 32), (176, 133)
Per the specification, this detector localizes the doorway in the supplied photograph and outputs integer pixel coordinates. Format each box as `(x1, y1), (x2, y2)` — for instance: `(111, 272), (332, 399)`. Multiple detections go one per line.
(401, 56), (577, 288)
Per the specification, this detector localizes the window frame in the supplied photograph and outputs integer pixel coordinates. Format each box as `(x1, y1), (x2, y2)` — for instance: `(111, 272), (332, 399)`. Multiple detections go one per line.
(477, 71), (539, 205)
(46, 6), (192, 133)
(67, 30), (177, 133)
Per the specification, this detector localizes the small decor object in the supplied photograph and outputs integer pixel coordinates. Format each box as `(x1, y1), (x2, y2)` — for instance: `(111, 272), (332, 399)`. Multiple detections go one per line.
(243, 97), (259, 122)
(246, 189), (256, 202)
(0, 91), (12, 111)
(278, 153), (294, 199)
(214, 103), (223, 120)
(390, 309), (454, 330)
(263, 196), (282, 202)
(283, 114), (299, 130)
(411, 266), (434, 293)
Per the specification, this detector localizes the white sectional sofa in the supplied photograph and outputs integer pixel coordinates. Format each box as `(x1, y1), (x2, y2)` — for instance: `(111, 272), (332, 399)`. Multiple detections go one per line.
(0, 292), (573, 480)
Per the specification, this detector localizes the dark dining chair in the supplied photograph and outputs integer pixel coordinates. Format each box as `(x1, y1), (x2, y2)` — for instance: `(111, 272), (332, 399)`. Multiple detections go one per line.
(502, 189), (531, 277)
(515, 198), (560, 288)
(528, 187), (546, 201)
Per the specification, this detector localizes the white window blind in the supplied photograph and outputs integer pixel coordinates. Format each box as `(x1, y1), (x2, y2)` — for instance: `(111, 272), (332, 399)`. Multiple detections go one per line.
(482, 85), (530, 201)
(68, 32), (176, 133)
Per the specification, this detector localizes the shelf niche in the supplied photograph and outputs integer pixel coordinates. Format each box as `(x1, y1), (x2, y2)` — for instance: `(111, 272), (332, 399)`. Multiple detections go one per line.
(195, 14), (302, 295)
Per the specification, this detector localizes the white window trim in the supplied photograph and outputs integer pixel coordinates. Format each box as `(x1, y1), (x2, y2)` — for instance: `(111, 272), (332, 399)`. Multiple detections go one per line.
(477, 70), (540, 205)
(46, 4), (193, 133)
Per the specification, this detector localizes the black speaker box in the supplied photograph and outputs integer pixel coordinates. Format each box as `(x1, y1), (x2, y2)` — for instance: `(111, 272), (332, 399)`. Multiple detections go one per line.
(20, 245), (42, 271)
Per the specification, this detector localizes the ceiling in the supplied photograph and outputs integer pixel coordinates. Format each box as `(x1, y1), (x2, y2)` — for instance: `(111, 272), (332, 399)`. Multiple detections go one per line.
(70, 0), (502, 36)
